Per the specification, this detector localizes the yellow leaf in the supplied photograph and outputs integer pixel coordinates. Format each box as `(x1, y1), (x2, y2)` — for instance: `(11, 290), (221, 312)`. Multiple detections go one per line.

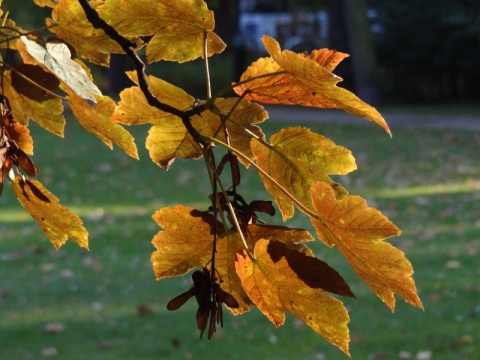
(100, 0), (225, 63)
(66, 91), (138, 159)
(251, 126), (355, 220)
(11, 177), (88, 250)
(151, 205), (314, 315)
(33, 0), (56, 7)
(310, 182), (423, 311)
(3, 71), (65, 137)
(235, 239), (350, 356)
(236, 36), (391, 135)
(47, 0), (124, 66)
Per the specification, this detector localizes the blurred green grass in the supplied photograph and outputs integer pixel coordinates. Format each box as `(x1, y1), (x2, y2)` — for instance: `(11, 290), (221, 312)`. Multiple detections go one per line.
(1, 112), (479, 359)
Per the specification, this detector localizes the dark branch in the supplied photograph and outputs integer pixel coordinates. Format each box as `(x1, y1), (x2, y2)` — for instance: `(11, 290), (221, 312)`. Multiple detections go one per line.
(77, 0), (207, 142)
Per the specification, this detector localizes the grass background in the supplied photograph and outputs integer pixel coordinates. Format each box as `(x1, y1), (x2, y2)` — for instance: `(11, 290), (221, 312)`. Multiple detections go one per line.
(1, 108), (479, 359)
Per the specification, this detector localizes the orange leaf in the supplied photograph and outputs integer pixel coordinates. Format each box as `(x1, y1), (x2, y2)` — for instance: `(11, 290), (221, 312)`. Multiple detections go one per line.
(235, 239), (350, 356)
(251, 126), (355, 220)
(235, 36), (391, 135)
(310, 182), (423, 311)
(151, 205), (314, 315)
(11, 177), (88, 250)
(100, 0), (225, 63)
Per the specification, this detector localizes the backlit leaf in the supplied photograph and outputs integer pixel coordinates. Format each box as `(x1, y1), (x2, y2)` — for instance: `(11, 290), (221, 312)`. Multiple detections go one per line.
(46, 0), (124, 66)
(1, 114), (34, 155)
(11, 64), (60, 103)
(151, 205), (314, 315)
(310, 182), (423, 311)
(66, 91), (138, 159)
(100, 0), (225, 63)
(11, 177), (88, 250)
(3, 71), (65, 136)
(235, 239), (350, 355)
(20, 36), (102, 103)
(235, 36), (390, 135)
(251, 126), (356, 220)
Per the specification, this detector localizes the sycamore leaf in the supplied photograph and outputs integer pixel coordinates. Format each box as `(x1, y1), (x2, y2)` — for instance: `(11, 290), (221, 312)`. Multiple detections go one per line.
(20, 36), (102, 103)
(100, 0), (226, 63)
(3, 71), (65, 136)
(46, 0), (125, 66)
(66, 91), (138, 159)
(11, 177), (88, 250)
(33, 0), (56, 7)
(235, 239), (350, 356)
(151, 205), (314, 315)
(112, 73), (266, 168)
(310, 182), (423, 311)
(251, 126), (355, 221)
(11, 64), (60, 103)
(235, 36), (390, 135)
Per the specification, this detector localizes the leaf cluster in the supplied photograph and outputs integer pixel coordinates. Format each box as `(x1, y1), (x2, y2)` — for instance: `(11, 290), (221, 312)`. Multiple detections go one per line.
(0, 0), (422, 355)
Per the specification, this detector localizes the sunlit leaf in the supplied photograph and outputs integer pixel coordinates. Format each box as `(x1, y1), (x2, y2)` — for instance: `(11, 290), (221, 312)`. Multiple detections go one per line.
(3, 71), (65, 136)
(11, 177), (89, 250)
(46, 0), (125, 66)
(235, 239), (351, 355)
(33, 0), (56, 7)
(251, 126), (355, 220)
(20, 36), (102, 102)
(1, 113), (34, 155)
(66, 91), (138, 159)
(151, 205), (314, 315)
(310, 182), (423, 311)
(235, 36), (391, 135)
(100, 0), (225, 63)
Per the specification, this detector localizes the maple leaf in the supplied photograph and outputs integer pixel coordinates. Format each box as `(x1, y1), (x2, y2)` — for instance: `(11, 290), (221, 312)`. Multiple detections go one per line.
(235, 239), (351, 356)
(66, 91), (138, 159)
(309, 182), (423, 311)
(251, 126), (355, 221)
(99, 0), (226, 63)
(3, 71), (66, 137)
(112, 72), (266, 168)
(19, 36), (102, 103)
(46, 0), (125, 66)
(150, 205), (314, 315)
(235, 36), (391, 135)
(11, 177), (88, 250)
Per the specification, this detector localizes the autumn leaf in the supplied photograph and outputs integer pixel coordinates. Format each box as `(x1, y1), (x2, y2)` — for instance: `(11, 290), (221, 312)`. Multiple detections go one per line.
(251, 126), (355, 220)
(10, 64), (60, 103)
(3, 71), (66, 136)
(33, 0), (56, 7)
(235, 239), (351, 355)
(1, 113), (34, 155)
(100, 0), (225, 63)
(150, 205), (314, 315)
(46, 0), (125, 66)
(20, 36), (102, 103)
(66, 91), (138, 159)
(11, 177), (88, 250)
(309, 182), (423, 311)
(235, 36), (391, 135)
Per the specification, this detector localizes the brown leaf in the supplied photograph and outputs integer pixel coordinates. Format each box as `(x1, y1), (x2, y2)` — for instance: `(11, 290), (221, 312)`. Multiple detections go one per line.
(309, 182), (423, 311)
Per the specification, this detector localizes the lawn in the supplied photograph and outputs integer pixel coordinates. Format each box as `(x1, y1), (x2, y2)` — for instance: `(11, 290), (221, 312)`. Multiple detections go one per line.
(1, 109), (479, 359)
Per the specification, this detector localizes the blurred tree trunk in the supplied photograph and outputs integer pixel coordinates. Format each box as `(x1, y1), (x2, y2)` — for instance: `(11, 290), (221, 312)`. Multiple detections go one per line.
(327, 0), (382, 105)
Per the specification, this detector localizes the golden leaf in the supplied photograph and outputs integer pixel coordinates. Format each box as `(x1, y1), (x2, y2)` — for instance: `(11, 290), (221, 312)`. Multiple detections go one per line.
(100, 0), (225, 63)
(11, 177), (88, 250)
(66, 91), (138, 159)
(235, 36), (391, 135)
(46, 0), (124, 66)
(251, 126), (355, 220)
(3, 71), (65, 137)
(235, 239), (351, 356)
(151, 205), (314, 315)
(310, 182), (423, 311)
